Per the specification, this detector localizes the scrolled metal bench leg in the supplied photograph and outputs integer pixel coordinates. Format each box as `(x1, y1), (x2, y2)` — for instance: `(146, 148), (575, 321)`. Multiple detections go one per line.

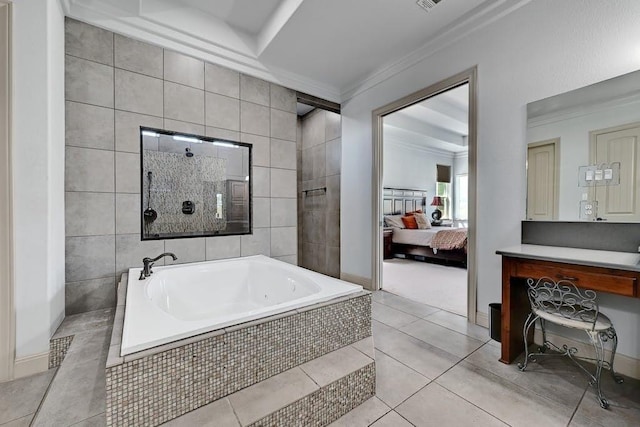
(601, 328), (624, 384)
(588, 331), (609, 409)
(518, 312), (538, 371)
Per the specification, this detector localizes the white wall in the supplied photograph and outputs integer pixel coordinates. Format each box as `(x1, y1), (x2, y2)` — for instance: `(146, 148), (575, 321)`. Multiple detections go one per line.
(341, 0), (640, 358)
(13, 0), (65, 362)
(383, 141), (453, 195)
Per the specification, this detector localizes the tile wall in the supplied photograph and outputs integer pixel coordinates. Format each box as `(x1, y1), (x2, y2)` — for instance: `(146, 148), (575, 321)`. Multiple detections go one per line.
(297, 110), (341, 277)
(64, 18), (298, 314)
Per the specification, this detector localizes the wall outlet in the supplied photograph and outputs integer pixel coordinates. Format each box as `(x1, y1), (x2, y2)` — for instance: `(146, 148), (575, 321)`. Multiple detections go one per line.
(579, 200), (597, 220)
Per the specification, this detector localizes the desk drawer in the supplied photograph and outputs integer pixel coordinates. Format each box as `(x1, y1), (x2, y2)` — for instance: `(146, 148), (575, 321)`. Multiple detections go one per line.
(515, 262), (637, 297)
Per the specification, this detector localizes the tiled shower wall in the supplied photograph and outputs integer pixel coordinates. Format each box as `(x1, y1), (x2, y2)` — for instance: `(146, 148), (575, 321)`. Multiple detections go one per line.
(64, 18), (298, 314)
(297, 110), (341, 277)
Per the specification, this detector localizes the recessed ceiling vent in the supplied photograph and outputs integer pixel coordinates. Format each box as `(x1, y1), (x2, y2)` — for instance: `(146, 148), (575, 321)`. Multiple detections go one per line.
(416, 0), (442, 13)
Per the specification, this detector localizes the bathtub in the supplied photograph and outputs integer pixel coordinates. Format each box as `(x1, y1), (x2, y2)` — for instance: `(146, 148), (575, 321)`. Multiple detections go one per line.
(121, 255), (363, 355)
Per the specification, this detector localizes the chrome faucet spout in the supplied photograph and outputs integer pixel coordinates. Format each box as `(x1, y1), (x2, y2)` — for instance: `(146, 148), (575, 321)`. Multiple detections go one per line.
(139, 252), (178, 280)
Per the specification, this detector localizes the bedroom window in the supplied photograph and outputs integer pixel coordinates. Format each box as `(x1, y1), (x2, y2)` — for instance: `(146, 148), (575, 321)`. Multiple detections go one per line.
(435, 164), (452, 219)
(436, 182), (451, 219)
(455, 174), (468, 220)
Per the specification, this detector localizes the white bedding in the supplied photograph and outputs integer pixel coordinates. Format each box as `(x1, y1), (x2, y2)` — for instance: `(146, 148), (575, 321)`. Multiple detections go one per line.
(392, 229), (438, 247)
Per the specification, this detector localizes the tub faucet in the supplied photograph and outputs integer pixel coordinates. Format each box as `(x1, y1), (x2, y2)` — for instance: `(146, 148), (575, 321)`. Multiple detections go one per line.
(139, 252), (178, 280)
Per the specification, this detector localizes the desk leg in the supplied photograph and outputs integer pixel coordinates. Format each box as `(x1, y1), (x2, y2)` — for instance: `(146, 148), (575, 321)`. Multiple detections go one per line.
(500, 258), (532, 364)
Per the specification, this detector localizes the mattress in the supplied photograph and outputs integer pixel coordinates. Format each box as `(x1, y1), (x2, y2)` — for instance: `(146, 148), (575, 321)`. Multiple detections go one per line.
(391, 228), (438, 247)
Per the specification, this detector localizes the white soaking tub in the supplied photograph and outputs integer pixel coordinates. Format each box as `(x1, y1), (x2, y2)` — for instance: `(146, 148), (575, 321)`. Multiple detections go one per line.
(121, 255), (363, 355)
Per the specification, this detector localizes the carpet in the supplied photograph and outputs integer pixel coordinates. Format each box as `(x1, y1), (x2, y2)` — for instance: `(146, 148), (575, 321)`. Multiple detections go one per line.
(382, 258), (467, 316)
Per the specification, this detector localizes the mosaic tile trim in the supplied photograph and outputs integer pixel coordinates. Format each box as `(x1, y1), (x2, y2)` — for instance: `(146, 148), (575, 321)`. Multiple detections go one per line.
(49, 335), (74, 369)
(106, 294), (371, 427)
(249, 362), (376, 427)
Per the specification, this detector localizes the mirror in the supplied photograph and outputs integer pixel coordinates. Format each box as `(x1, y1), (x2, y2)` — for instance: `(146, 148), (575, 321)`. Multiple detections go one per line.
(526, 69), (640, 222)
(140, 127), (252, 240)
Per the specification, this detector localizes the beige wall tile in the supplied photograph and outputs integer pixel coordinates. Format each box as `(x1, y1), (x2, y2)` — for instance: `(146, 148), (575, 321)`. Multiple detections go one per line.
(65, 18), (113, 66)
(65, 55), (114, 108)
(164, 50), (204, 89)
(115, 69), (163, 116)
(114, 34), (163, 78)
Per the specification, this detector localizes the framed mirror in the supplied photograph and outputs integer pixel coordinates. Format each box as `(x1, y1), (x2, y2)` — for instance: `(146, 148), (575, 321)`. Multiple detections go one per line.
(526, 69), (640, 222)
(140, 127), (252, 240)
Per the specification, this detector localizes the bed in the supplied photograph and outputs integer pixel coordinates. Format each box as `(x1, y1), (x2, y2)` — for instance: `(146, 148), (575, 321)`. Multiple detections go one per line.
(383, 187), (467, 266)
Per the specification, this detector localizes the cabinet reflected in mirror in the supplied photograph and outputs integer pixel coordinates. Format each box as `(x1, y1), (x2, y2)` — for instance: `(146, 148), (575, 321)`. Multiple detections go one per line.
(140, 127), (252, 240)
(526, 69), (640, 222)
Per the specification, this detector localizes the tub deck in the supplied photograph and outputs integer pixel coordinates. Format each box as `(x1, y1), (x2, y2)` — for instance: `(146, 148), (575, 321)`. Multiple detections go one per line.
(106, 270), (373, 427)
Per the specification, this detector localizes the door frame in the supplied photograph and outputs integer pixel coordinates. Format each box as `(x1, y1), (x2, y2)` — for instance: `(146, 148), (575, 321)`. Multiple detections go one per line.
(371, 67), (478, 323)
(0, 0), (14, 382)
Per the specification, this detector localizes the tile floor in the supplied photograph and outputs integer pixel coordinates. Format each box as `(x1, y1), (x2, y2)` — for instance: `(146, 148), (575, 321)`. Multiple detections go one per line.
(1, 291), (639, 426)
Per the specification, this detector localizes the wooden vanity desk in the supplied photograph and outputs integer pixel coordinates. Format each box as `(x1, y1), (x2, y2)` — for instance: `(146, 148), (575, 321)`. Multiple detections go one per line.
(496, 244), (640, 364)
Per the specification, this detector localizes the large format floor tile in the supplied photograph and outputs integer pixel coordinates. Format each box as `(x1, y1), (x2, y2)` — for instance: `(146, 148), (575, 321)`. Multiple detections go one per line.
(372, 291), (440, 318)
(374, 350), (430, 408)
(572, 372), (640, 426)
(397, 382), (506, 427)
(466, 343), (589, 409)
(436, 361), (576, 426)
(400, 319), (485, 358)
(329, 397), (390, 427)
(0, 369), (56, 425)
(53, 308), (114, 338)
(372, 302), (420, 328)
(373, 320), (460, 379)
(32, 348), (108, 426)
(370, 410), (414, 427)
(423, 309), (490, 342)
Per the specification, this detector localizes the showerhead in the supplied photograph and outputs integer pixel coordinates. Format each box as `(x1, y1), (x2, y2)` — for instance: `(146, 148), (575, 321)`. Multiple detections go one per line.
(185, 147), (194, 157)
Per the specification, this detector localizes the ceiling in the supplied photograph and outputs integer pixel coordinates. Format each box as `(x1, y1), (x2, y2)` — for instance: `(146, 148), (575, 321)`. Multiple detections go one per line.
(63, 0), (527, 102)
(178, 0), (282, 35)
(384, 84), (469, 154)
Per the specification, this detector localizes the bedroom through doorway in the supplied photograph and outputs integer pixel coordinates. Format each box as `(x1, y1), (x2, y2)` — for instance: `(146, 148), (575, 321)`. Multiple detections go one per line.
(376, 75), (474, 319)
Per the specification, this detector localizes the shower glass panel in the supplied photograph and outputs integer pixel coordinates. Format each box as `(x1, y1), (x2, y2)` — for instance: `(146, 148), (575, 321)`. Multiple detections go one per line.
(140, 127), (252, 240)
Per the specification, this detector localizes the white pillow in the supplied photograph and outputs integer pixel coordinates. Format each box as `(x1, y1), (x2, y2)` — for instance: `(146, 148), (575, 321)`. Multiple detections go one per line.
(414, 213), (431, 229)
(384, 215), (405, 229)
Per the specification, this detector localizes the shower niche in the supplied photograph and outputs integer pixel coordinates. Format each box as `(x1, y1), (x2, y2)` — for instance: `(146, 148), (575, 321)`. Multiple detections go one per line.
(139, 127), (252, 240)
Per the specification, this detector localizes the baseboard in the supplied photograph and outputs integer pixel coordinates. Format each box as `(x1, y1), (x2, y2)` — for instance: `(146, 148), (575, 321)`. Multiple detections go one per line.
(476, 311), (489, 328)
(340, 272), (373, 291)
(14, 351), (49, 379)
(533, 329), (640, 380)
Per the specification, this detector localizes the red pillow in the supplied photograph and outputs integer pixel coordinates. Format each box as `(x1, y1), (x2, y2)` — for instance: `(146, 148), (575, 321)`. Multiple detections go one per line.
(401, 215), (418, 229)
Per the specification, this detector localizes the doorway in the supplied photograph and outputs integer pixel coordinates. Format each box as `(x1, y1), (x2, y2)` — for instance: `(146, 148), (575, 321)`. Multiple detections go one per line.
(372, 68), (478, 323)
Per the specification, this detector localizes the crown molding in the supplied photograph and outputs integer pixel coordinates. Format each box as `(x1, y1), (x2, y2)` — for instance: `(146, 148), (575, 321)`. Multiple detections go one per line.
(340, 0), (532, 101)
(527, 91), (640, 129)
(454, 151), (469, 160)
(386, 137), (458, 158)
